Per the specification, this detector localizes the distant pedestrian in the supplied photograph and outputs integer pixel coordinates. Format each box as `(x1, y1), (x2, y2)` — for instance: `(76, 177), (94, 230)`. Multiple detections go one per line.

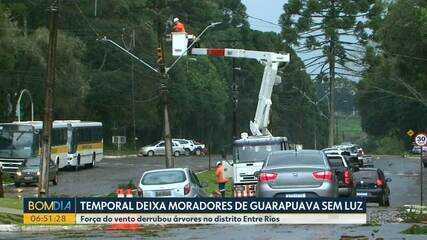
(215, 161), (228, 197)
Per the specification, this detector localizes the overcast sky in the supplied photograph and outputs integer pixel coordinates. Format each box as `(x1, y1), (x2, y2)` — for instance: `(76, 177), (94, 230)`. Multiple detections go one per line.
(241, 0), (286, 32)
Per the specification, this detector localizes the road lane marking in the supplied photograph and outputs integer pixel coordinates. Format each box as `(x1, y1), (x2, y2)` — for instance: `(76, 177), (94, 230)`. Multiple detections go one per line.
(383, 171), (420, 176)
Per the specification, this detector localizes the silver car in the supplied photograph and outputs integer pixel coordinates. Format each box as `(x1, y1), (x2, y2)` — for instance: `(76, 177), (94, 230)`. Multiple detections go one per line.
(137, 168), (208, 198)
(139, 140), (186, 157)
(256, 150), (338, 198)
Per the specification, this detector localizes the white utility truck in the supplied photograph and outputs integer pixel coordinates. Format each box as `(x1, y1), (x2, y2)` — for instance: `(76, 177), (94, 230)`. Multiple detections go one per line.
(172, 32), (290, 197)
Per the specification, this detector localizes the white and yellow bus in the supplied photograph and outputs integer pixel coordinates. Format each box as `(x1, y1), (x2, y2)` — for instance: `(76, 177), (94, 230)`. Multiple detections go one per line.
(66, 121), (103, 169)
(0, 120), (103, 172)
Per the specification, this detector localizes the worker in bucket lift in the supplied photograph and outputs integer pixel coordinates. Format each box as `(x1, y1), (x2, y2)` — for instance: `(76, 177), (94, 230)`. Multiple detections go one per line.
(173, 17), (186, 33)
(215, 158), (228, 197)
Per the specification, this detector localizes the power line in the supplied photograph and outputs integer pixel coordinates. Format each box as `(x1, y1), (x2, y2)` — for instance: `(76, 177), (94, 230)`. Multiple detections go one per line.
(72, 1), (101, 38)
(386, 53), (427, 62)
(245, 13), (282, 28)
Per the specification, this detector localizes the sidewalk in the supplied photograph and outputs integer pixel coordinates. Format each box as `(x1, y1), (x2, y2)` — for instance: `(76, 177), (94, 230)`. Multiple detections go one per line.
(0, 207), (22, 215)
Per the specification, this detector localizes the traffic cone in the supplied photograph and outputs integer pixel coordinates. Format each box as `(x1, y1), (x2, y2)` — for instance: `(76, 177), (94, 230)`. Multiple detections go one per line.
(125, 188), (133, 198)
(116, 188), (125, 198)
(107, 188), (141, 231)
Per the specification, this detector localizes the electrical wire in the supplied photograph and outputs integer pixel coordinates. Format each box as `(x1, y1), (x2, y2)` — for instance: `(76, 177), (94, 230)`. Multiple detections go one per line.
(72, 1), (101, 38)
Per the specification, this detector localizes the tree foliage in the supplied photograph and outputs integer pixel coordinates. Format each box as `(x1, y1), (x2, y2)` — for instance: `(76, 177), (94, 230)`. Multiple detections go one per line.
(357, 0), (427, 141)
(0, 0), (327, 150)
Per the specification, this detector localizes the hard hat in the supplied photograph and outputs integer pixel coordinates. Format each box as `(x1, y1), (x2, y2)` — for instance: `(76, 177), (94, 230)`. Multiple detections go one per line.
(216, 161), (222, 166)
(173, 17), (179, 23)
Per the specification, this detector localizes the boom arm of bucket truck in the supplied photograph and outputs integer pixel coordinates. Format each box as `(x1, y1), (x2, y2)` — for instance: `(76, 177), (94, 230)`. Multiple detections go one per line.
(189, 48), (290, 136)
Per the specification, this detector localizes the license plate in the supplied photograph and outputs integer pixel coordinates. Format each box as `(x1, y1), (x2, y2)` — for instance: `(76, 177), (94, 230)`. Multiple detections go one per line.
(285, 193), (306, 198)
(156, 190), (171, 197)
(24, 176), (33, 180)
(356, 192), (368, 197)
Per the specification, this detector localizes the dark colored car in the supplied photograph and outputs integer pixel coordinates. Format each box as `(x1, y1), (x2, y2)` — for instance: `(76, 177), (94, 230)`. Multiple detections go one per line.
(326, 154), (356, 197)
(14, 158), (59, 187)
(256, 150), (338, 198)
(353, 168), (391, 206)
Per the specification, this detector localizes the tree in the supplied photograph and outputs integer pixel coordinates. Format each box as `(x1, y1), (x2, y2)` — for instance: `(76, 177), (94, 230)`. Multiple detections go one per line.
(357, 0), (427, 144)
(280, 0), (384, 146)
(0, 0), (330, 151)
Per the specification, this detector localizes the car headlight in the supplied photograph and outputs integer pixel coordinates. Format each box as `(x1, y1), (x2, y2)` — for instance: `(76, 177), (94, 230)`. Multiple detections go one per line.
(37, 171), (40, 176)
(16, 171), (22, 176)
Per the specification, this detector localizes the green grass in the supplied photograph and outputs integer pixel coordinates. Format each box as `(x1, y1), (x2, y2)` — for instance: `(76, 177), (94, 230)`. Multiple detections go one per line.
(402, 225), (427, 235)
(2, 173), (14, 184)
(337, 115), (365, 143)
(197, 170), (233, 197)
(104, 147), (137, 156)
(0, 213), (22, 224)
(0, 197), (23, 210)
(398, 208), (427, 223)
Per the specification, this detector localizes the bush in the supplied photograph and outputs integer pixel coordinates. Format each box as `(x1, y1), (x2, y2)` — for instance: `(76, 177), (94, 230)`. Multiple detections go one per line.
(362, 134), (405, 155)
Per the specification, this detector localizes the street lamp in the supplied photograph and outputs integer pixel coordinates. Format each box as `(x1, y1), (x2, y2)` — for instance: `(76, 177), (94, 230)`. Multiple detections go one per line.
(16, 89), (34, 122)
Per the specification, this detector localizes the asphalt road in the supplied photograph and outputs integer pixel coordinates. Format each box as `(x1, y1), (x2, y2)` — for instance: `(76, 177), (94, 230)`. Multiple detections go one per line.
(4, 155), (218, 197)
(3, 154), (426, 207)
(372, 155), (426, 207)
(4, 155), (427, 203)
(2, 155), (427, 240)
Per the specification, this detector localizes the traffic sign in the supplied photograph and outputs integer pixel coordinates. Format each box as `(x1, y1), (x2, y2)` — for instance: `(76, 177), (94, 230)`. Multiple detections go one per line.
(415, 133), (427, 146)
(406, 129), (415, 137)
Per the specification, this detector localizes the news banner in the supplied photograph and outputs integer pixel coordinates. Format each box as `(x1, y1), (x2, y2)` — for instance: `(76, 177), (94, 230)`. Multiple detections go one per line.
(23, 198), (366, 225)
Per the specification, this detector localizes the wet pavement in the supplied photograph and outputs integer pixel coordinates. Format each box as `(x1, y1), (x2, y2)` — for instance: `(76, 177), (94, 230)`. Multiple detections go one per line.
(371, 156), (426, 207)
(4, 154), (216, 197)
(1, 155), (426, 239)
(0, 223), (425, 240)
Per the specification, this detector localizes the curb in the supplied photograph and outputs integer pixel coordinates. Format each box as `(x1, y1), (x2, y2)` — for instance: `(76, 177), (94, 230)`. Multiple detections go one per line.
(0, 224), (20, 232)
(104, 154), (138, 159)
(372, 155), (420, 160)
(196, 170), (208, 175)
(0, 207), (22, 215)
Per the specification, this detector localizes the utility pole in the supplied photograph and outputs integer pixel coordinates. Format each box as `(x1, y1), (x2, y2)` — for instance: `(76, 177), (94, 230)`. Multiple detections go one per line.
(328, 1), (337, 147)
(39, 0), (58, 197)
(94, 0), (98, 17)
(156, 4), (173, 168)
(232, 59), (240, 140)
(131, 29), (137, 150)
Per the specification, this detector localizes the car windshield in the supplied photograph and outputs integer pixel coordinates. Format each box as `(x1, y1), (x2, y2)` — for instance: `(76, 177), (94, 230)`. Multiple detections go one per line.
(327, 156), (345, 168)
(141, 170), (186, 185)
(26, 158), (41, 167)
(353, 170), (378, 183)
(0, 130), (34, 159)
(235, 144), (282, 163)
(267, 151), (324, 166)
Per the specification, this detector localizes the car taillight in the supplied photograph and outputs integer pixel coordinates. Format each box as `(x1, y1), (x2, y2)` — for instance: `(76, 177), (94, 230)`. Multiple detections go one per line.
(312, 171), (334, 183)
(184, 183), (191, 195)
(344, 170), (352, 186)
(258, 172), (278, 183)
(376, 179), (384, 187)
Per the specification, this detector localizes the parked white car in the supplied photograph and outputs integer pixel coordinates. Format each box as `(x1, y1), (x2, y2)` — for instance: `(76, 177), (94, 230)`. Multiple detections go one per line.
(139, 140), (187, 157)
(137, 168), (207, 198)
(173, 139), (195, 155)
(172, 139), (207, 156)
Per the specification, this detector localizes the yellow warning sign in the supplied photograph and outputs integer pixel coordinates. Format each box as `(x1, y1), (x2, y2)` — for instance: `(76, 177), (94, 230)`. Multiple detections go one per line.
(406, 129), (415, 137)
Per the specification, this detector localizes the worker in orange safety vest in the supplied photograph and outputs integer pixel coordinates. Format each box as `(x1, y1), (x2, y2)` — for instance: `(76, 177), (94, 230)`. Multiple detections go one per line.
(215, 160), (228, 197)
(173, 17), (186, 33)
